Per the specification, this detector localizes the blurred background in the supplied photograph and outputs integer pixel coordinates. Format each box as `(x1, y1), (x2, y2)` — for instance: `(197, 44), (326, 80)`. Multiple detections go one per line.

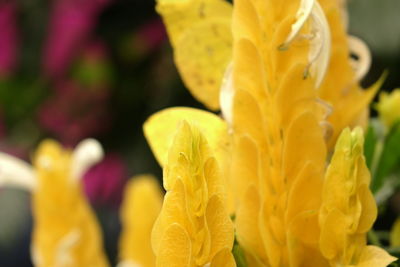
(0, 0), (399, 266)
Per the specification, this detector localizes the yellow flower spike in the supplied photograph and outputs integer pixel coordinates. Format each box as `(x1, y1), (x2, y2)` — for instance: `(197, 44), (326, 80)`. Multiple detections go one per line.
(151, 121), (235, 267)
(156, 0), (233, 110)
(376, 89), (400, 129)
(143, 107), (235, 213)
(118, 175), (163, 267)
(319, 127), (396, 266)
(31, 139), (109, 267)
(229, 1), (331, 265)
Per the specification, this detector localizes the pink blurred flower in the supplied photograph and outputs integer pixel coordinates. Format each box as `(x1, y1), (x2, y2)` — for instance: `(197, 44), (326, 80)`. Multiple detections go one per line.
(38, 80), (111, 146)
(83, 153), (127, 207)
(0, 2), (18, 78)
(42, 0), (111, 79)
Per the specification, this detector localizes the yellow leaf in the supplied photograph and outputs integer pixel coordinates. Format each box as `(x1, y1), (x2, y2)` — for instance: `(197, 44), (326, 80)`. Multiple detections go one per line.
(174, 18), (232, 110)
(156, 0), (233, 110)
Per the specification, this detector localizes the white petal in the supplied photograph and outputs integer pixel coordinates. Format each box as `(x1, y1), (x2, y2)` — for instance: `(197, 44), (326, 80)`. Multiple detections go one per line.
(117, 261), (144, 267)
(280, 0), (331, 88)
(55, 229), (80, 267)
(0, 152), (36, 190)
(308, 1), (331, 88)
(348, 35), (371, 82)
(71, 139), (104, 181)
(219, 63), (234, 127)
(282, 0), (315, 47)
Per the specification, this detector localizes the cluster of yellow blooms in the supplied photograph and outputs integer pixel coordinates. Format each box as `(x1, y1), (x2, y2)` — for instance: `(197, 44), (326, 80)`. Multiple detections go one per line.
(0, 0), (400, 266)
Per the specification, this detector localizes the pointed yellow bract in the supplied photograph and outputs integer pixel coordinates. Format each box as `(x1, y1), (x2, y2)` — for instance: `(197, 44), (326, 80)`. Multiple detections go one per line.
(376, 89), (400, 129)
(319, 128), (396, 266)
(143, 107), (234, 213)
(151, 121), (235, 267)
(31, 140), (109, 267)
(156, 0), (233, 110)
(119, 175), (163, 267)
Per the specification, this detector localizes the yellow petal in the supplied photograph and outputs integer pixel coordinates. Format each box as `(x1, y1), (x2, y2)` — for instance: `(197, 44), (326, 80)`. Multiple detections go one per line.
(119, 175), (163, 267)
(319, 208), (347, 260)
(210, 247), (236, 267)
(357, 246), (397, 267)
(151, 179), (189, 254)
(235, 186), (267, 263)
(206, 195), (234, 260)
(156, 223), (192, 267)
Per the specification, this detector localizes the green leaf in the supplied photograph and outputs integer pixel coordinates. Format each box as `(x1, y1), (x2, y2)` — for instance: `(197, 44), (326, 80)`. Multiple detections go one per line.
(372, 121), (400, 193)
(232, 238), (247, 267)
(365, 124), (378, 169)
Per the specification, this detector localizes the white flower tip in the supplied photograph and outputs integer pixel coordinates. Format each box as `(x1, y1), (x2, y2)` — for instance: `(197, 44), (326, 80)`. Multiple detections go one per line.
(308, 1), (331, 88)
(283, 0), (315, 46)
(55, 229), (81, 266)
(0, 152), (36, 191)
(281, 0), (331, 88)
(71, 139), (104, 180)
(117, 261), (144, 267)
(220, 62), (234, 126)
(348, 35), (371, 82)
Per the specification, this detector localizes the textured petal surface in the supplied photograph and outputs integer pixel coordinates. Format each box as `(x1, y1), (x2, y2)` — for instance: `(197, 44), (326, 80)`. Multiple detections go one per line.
(152, 122), (234, 266)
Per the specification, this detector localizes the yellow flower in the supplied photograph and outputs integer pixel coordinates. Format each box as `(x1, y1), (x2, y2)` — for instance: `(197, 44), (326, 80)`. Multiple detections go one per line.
(156, 0), (233, 110)
(151, 121), (235, 267)
(0, 139), (109, 267)
(118, 175), (163, 267)
(376, 89), (400, 128)
(319, 128), (396, 266)
(31, 139), (109, 267)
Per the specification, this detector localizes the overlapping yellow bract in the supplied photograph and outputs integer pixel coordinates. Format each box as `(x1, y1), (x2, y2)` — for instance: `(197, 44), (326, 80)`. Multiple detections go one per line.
(31, 140), (109, 267)
(320, 128), (396, 266)
(229, 1), (328, 266)
(156, 0), (233, 110)
(151, 121), (235, 267)
(376, 89), (400, 129)
(119, 175), (163, 267)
